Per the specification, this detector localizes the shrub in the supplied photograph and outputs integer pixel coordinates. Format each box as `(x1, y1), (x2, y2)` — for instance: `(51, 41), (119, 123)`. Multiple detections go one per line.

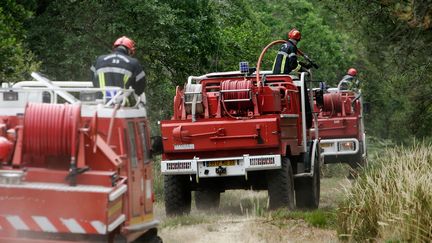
(337, 143), (432, 241)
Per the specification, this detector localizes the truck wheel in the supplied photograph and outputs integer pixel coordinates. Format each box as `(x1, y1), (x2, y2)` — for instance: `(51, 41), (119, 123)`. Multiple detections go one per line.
(195, 190), (220, 210)
(267, 157), (295, 210)
(295, 145), (320, 209)
(164, 175), (191, 216)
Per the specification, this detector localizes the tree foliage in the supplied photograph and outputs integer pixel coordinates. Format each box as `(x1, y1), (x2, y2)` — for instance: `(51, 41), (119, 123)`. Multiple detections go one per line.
(3, 0), (430, 141)
(318, 0), (432, 141)
(0, 0), (39, 83)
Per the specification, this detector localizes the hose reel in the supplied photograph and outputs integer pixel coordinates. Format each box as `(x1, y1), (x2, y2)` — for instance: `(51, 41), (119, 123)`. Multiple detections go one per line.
(23, 103), (80, 157)
(23, 103), (83, 185)
(184, 84), (203, 122)
(322, 93), (352, 115)
(221, 80), (253, 110)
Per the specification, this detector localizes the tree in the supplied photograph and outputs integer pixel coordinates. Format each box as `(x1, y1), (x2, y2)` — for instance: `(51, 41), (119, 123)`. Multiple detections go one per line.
(0, 0), (39, 83)
(319, 0), (432, 141)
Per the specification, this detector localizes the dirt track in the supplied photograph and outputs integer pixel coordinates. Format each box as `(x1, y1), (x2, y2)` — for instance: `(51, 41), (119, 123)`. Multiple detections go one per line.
(158, 216), (337, 243)
(156, 177), (350, 243)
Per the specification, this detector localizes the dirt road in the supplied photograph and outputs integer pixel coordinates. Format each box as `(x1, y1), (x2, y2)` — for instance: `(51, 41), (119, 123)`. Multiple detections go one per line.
(156, 177), (350, 243)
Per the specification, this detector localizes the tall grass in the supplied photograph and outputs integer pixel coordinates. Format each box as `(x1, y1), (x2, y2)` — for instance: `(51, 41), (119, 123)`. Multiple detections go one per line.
(152, 155), (164, 202)
(337, 142), (432, 241)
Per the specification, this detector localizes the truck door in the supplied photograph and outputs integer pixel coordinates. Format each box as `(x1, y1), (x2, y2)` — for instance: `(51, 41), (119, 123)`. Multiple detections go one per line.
(137, 121), (153, 214)
(127, 121), (145, 221)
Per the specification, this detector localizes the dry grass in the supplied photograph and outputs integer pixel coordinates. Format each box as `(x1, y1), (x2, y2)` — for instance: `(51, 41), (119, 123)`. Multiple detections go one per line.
(337, 142), (432, 241)
(152, 156), (164, 201)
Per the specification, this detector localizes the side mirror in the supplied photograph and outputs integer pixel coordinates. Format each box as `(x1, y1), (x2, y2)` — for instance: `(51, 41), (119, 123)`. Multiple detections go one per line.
(151, 135), (163, 156)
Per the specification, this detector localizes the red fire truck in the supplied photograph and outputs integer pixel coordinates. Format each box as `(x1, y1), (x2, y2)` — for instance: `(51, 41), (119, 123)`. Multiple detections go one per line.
(0, 73), (160, 242)
(312, 85), (367, 170)
(159, 40), (321, 214)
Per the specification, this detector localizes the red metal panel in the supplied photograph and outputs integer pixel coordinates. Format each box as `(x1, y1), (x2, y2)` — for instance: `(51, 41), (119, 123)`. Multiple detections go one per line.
(23, 168), (115, 187)
(0, 188), (107, 220)
(0, 180), (126, 238)
(258, 87), (281, 113)
(317, 117), (359, 139)
(161, 116), (280, 153)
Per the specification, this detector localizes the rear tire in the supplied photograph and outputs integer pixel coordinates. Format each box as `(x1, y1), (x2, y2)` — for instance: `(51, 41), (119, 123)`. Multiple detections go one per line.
(267, 157), (295, 210)
(164, 175), (191, 216)
(195, 190), (220, 210)
(295, 142), (320, 209)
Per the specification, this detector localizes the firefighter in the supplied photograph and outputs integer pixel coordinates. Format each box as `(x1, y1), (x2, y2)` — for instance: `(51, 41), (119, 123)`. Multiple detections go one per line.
(91, 36), (146, 98)
(272, 28), (304, 74)
(338, 68), (359, 90)
(273, 29), (313, 128)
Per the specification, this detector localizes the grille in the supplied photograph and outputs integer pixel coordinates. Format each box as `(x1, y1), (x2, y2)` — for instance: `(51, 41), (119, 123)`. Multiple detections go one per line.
(249, 157), (275, 166)
(167, 162), (192, 170)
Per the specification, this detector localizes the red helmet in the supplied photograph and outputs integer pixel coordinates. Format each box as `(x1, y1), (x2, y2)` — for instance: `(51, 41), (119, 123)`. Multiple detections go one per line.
(113, 36), (136, 55)
(347, 68), (357, 76)
(288, 28), (301, 41)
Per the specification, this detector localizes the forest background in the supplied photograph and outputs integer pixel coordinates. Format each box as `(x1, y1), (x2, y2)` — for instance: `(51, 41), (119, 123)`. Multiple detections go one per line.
(1, 0), (431, 142)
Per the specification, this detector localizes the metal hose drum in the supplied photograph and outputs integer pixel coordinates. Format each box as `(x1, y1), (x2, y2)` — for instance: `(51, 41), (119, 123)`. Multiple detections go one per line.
(221, 80), (253, 110)
(23, 103), (81, 157)
(322, 92), (342, 114)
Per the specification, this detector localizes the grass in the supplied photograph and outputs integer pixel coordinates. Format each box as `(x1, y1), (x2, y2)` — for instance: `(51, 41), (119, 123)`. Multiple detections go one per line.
(337, 142), (432, 241)
(161, 214), (209, 228)
(321, 163), (351, 178)
(268, 207), (337, 229)
(152, 155), (164, 202)
(220, 190), (269, 217)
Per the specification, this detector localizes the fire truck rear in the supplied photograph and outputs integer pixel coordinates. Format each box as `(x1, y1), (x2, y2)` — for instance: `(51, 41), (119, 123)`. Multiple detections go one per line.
(160, 40), (321, 214)
(312, 86), (367, 170)
(0, 73), (160, 242)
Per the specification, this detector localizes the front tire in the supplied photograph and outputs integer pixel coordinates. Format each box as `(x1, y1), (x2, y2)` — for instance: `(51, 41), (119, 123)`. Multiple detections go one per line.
(164, 175), (191, 216)
(267, 157), (295, 210)
(295, 142), (320, 209)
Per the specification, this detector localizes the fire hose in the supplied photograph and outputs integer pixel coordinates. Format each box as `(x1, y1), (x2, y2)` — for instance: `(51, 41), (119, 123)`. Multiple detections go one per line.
(23, 103), (80, 157)
(23, 103), (82, 185)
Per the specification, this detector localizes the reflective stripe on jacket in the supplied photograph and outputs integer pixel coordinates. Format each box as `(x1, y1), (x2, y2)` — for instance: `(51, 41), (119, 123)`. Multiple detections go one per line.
(91, 47), (146, 95)
(272, 40), (298, 74)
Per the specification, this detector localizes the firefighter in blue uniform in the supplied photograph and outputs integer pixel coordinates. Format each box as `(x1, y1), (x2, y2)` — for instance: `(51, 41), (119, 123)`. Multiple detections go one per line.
(272, 29), (302, 74)
(91, 36), (146, 98)
(273, 29), (313, 128)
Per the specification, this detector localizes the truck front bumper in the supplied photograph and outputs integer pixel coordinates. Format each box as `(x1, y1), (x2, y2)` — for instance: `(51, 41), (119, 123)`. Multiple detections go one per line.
(320, 138), (365, 164)
(161, 154), (281, 178)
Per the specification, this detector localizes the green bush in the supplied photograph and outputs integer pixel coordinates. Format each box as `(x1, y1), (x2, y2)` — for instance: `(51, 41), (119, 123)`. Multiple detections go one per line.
(337, 142), (432, 241)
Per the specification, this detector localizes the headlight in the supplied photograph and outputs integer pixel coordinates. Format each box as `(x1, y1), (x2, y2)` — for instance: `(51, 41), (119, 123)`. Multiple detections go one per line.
(338, 141), (355, 151)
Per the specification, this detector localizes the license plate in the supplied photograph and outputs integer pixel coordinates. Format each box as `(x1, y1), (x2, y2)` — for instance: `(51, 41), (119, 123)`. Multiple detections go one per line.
(207, 160), (236, 167)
